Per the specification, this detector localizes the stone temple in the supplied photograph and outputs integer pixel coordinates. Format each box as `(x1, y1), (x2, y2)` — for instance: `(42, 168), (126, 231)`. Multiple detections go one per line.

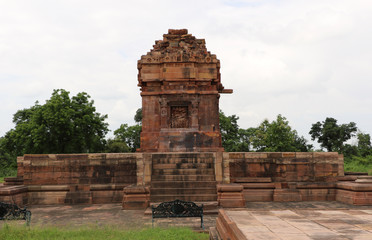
(1, 30), (371, 214)
(138, 29), (232, 152)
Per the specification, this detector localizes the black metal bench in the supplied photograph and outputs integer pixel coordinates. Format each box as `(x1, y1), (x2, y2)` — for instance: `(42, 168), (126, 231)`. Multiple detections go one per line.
(0, 202), (31, 226)
(151, 199), (204, 229)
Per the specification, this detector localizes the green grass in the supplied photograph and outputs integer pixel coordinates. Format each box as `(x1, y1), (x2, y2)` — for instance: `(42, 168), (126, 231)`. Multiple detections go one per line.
(0, 168), (17, 183)
(0, 224), (209, 240)
(0, 174), (16, 183)
(344, 155), (372, 175)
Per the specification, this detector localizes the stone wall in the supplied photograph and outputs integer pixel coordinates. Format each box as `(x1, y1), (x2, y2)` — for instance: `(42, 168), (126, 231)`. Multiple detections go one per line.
(223, 152), (344, 202)
(19, 153), (139, 204)
(227, 152), (344, 182)
(3, 151), (360, 206)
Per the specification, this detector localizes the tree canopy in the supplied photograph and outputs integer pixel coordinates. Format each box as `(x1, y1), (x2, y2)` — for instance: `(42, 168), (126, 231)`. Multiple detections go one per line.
(219, 112), (312, 152)
(2, 89), (109, 156)
(219, 111), (252, 152)
(251, 114), (312, 152)
(112, 124), (141, 152)
(106, 108), (142, 153)
(309, 117), (357, 153)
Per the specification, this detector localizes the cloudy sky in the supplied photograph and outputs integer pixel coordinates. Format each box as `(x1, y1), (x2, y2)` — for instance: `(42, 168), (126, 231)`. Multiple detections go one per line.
(1, 0), (371, 148)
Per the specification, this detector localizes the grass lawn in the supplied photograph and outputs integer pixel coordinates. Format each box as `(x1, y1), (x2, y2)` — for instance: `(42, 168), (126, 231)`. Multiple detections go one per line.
(344, 156), (372, 175)
(0, 224), (209, 240)
(344, 162), (372, 175)
(0, 171), (17, 183)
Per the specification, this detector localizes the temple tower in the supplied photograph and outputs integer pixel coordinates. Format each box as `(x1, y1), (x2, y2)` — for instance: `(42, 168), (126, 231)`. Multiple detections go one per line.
(138, 29), (232, 152)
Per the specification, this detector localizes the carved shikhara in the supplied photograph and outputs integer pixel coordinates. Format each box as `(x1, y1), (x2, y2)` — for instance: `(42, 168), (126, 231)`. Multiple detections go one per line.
(137, 29), (232, 152)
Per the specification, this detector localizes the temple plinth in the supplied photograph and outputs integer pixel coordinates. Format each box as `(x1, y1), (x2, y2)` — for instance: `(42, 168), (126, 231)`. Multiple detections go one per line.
(137, 29), (232, 152)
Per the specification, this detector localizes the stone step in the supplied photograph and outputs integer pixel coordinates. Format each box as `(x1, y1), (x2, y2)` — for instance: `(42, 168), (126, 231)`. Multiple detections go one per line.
(151, 153), (214, 160)
(152, 163), (213, 169)
(151, 188), (217, 195)
(344, 172), (368, 176)
(152, 169), (214, 175)
(151, 181), (217, 188)
(3, 177), (24, 186)
(232, 177), (272, 183)
(152, 158), (214, 164)
(150, 194), (218, 202)
(152, 175), (215, 181)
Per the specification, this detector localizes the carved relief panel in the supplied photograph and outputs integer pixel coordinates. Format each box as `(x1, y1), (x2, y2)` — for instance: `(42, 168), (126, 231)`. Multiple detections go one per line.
(170, 106), (189, 128)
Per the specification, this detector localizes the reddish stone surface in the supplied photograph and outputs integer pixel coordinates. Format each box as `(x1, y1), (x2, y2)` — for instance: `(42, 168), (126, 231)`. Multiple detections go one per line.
(122, 185), (150, 209)
(215, 209), (247, 240)
(15, 153), (138, 205)
(217, 184), (245, 207)
(137, 29), (232, 152)
(4, 152), (371, 206)
(0, 185), (28, 206)
(228, 152), (342, 182)
(336, 181), (372, 205)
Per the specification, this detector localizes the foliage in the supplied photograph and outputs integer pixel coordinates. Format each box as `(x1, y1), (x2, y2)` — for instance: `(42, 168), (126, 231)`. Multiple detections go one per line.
(107, 108), (142, 153)
(1, 89), (108, 159)
(219, 111), (252, 152)
(112, 124), (141, 152)
(105, 139), (130, 153)
(344, 155), (372, 175)
(0, 136), (18, 178)
(309, 117), (357, 153)
(0, 224), (208, 240)
(342, 144), (359, 158)
(356, 132), (372, 157)
(251, 114), (312, 152)
(134, 108), (142, 124)
(219, 112), (311, 152)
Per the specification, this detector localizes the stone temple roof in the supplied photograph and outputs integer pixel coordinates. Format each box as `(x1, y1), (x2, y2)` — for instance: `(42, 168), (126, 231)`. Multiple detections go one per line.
(139, 29), (219, 64)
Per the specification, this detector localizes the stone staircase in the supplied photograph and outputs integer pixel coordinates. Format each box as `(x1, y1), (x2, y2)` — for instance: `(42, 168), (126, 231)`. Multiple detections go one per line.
(3, 177), (24, 186)
(150, 153), (217, 203)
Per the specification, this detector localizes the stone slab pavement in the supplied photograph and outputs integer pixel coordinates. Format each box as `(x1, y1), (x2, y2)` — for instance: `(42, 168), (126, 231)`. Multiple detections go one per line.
(228, 202), (372, 240)
(1, 201), (372, 239)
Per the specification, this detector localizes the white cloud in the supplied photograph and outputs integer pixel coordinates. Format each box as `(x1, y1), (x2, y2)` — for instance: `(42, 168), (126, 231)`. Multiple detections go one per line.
(1, 0), (372, 148)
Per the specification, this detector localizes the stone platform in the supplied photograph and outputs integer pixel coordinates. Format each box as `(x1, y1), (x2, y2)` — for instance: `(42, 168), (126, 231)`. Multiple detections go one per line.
(214, 203), (372, 240)
(2, 152), (372, 209)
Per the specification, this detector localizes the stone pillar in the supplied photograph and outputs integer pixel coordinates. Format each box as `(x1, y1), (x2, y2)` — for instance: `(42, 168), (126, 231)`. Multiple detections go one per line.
(215, 152), (223, 183)
(222, 152), (231, 184)
(122, 185), (150, 210)
(136, 154), (145, 186)
(143, 154), (152, 186)
(338, 154), (345, 177)
(217, 184), (245, 208)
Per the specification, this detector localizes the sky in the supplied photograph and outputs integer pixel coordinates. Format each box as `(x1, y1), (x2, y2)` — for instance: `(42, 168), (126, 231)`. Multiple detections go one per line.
(1, 0), (371, 148)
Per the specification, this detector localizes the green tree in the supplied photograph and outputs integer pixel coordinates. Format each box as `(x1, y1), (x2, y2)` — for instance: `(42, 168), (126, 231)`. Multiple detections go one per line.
(357, 132), (372, 157)
(219, 111), (253, 152)
(0, 136), (17, 177)
(134, 108), (142, 124)
(108, 108), (142, 153)
(113, 124), (141, 152)
(105, 139), (130, 153)
(309, 117), (357, 153)
(252, 114), (312, 152)
(3, 89), (109, 155)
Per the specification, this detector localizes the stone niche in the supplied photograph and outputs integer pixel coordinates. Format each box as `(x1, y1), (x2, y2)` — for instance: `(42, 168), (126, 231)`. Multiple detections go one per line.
(137, 29), (232, 152)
